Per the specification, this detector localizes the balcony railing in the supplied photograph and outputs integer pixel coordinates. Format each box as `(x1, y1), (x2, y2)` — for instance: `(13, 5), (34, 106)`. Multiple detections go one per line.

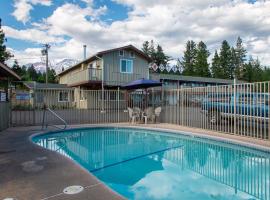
(68, 68), (102, 85)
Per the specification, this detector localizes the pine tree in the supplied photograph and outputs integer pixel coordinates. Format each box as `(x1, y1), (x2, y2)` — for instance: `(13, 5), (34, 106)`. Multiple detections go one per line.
(142, 41), (150, 55)
(211, 50), (221, 78)
(182, 40), (196, 76)
(26, 65), (38, 81)
(230, 47), (237, 79)
(142, 40), (170, 73)
(155, 44), (170, 66)
(149, 40), (156, 60)
(194, 41), (210, 77)
(0, 18), (12, 63)
(219, 40), (232, 79)
(47, 68), (56, 83)
(234, 37), (246, 79)
(262, 67), (270, 81)
(12, 60), (22, 75)
(242, 57), (263, 82)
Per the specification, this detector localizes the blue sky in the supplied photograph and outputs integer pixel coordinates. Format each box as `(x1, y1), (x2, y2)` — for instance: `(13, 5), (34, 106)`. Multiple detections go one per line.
(1, 0), (270, 68)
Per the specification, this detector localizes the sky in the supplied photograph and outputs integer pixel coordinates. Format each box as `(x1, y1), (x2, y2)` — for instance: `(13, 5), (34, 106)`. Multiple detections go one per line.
(1, 0), (270, 69)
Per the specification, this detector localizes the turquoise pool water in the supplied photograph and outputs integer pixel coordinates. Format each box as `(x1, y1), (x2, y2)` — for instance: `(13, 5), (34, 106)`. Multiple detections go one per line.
(33, 127), (270, 200)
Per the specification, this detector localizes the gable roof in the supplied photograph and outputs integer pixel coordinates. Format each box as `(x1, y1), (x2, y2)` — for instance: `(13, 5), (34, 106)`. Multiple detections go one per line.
(58, 45), (151, 76)
(0, 62), (21, 80)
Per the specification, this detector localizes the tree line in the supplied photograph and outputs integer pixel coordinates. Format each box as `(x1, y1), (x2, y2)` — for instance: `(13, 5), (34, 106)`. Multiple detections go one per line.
(142, 38), (270, 82)
(11, 60), (56, 83)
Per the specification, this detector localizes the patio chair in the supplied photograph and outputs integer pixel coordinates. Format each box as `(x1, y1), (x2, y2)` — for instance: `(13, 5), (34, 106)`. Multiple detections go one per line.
(127, 107), (139, 124)
(153, 107), (162, 123)
(143, 107), (154, 124)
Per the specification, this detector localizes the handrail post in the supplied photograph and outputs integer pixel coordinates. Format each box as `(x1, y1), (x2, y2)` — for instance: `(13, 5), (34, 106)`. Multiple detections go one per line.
(42, 103), (47, 130)
(117, 87), (120, 124)
(41, 103), (67, 130)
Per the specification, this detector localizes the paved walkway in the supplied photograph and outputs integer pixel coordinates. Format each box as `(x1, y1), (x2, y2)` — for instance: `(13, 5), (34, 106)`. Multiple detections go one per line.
(0, 123), (269, 200)
(0, 126), (124, 200)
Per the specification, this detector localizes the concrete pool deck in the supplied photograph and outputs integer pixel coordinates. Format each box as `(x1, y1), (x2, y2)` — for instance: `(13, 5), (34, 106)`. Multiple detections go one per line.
(0, 123), (269, 200)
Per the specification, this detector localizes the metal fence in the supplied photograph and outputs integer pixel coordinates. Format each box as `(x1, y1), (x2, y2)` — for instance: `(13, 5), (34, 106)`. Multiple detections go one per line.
(0, 102), (10, 131)
(11, 88), (130, 126)
(162, 81), (270, 140)
(9, 81), (270, 141)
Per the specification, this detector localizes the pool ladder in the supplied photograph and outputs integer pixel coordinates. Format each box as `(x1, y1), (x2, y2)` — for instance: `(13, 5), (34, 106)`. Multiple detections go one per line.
(42, 104), (68, 130)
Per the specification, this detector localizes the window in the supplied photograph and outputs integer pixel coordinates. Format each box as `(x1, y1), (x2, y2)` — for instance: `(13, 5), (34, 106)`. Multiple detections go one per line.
(130, 52), (135, 58)
(119, 50), (124, 56)
(120, 59), (133, 73)
(58, 91), (69, 102)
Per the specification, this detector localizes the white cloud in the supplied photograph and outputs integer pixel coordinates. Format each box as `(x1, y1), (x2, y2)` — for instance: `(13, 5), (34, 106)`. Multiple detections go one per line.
(8, 0), (270, 66)
(3, 26), (65, 44)
(12, 0), (33, 24)
(12, 0), (52, 24)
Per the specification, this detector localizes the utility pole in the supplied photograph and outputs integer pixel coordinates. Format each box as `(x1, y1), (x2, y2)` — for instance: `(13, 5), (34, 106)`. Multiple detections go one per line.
(41, 44), (51, 84)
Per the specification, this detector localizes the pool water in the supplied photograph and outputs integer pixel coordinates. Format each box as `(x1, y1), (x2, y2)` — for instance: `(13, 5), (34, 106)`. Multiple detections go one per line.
(33, 127), (270, 200)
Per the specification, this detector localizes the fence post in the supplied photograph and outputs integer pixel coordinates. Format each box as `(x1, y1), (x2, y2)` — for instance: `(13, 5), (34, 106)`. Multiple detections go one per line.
(33, 81), (36, 125)
(8, 80), (12, 127)
(233, 78), (237, 135)
(117, 87), (120, 124)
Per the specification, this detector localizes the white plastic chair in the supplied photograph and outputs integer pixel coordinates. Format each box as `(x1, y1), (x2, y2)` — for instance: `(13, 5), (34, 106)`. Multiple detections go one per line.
(127, 107), (138, 124)
(154, 107), (162, 123)
(143, 107), (154, 124)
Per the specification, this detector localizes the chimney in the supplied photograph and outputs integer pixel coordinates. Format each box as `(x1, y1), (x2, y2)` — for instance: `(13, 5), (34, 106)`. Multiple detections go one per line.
(83, 45), (87, 60)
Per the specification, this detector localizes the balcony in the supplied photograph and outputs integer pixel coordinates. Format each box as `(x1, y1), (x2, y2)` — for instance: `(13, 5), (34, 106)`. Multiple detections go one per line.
(68, 68), (102, 86)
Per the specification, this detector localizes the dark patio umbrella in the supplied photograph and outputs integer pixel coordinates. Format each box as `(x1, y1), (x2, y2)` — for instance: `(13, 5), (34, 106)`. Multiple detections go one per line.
(121, 78), (162, 90)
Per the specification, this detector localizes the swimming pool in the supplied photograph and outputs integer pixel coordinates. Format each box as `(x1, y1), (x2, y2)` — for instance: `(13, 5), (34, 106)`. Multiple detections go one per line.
(33, 127), (270, 200)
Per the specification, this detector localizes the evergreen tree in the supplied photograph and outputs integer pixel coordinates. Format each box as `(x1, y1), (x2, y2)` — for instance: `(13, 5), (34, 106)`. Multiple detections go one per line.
(141, 40), (170, 72)
(230, 47), (237, 79)
(194, 41), (210, 77)
(12, 60), (22, 76)
(26, 64), (38, 81)
(262, 67), (270, 81)
(242, 57), (263, 82)
(154, 44), (170, 66)
(149, 40), (156, 60)
(182, 40), (196, 76)
(234, 37), (246, 79)
(37, 71), (45, 83)
(47, 68), (56, 83)
(0, 18), (12, 63)
(142, 41), (150, 55)
(211, 50), (221, 78)
(219, 40), (232, 79)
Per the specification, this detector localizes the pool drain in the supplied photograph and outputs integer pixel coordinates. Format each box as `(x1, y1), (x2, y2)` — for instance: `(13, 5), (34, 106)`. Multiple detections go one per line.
(63, 185), (84, 195)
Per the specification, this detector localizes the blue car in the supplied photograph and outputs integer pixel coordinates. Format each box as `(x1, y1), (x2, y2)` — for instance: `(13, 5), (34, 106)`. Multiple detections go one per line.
(201, 93), (269, 125)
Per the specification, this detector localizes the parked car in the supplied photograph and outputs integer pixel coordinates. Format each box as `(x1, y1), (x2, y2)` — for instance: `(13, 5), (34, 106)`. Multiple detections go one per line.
(201, 93), (269, 125)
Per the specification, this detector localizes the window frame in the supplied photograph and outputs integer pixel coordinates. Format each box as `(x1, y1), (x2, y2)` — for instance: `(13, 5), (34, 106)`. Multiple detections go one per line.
(119, 50), (124, 56)
(58, 91), (69, 102)
(130, 51), (135, 58)
(120, 59), (133, 74)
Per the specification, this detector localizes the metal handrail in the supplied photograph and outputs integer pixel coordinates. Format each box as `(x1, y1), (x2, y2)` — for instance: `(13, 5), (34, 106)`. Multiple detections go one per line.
(42, 105), (68, 130)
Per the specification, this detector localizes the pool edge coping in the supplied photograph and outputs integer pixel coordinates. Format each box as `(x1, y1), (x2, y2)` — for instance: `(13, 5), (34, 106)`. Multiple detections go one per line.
(30, 124), (270, 153)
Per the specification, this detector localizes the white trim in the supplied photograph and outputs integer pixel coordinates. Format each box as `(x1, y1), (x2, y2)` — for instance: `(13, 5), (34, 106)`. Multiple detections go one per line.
(120, 59), (133, 74)
(58, 91), (69, 102)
